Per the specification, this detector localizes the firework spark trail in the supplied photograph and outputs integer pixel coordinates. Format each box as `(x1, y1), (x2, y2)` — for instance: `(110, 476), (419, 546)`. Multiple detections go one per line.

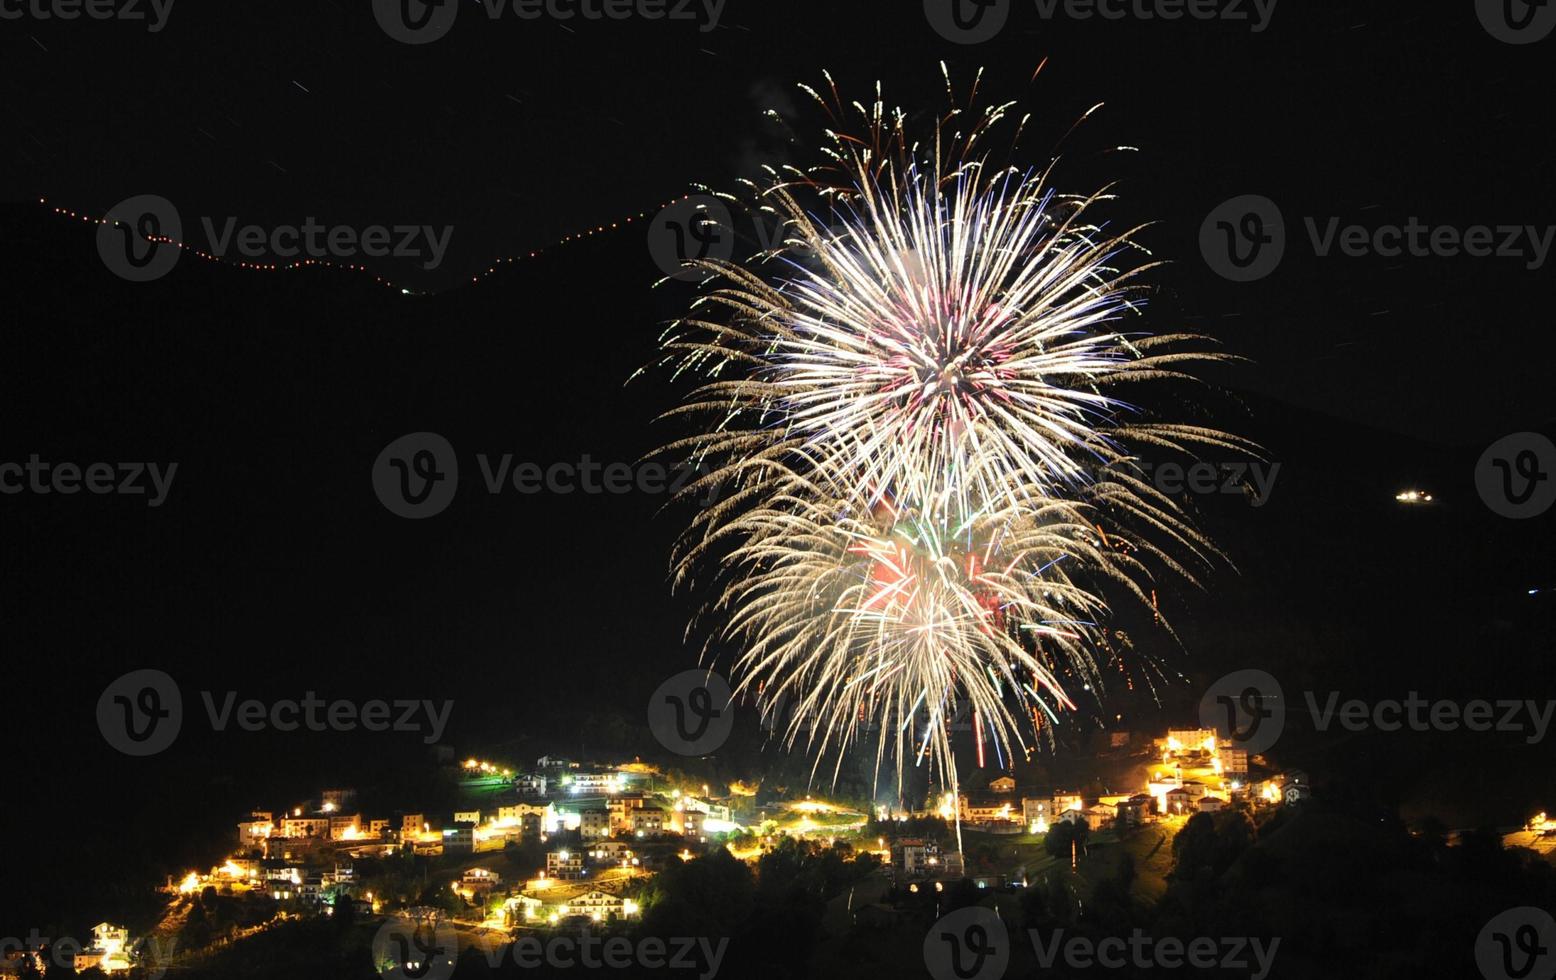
(707, 490), (1104, 789)
(654, 66), (1252, 810)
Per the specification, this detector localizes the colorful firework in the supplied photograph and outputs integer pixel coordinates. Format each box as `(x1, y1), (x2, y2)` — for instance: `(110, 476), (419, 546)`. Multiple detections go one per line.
(655, 67), (1249, 803)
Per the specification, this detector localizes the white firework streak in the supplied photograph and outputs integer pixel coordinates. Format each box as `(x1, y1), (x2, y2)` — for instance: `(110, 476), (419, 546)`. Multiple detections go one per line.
(654, 68), (1254, 800)
(706, 490), (1133, 793)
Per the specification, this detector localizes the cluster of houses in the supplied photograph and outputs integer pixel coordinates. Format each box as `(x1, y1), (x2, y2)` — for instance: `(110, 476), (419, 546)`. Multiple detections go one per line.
(942, 780), (1160, 836)
(930, 728), (1311, 837)
(171, 757), (741, 927)
(227, 761), (732, 858)
(0, 923), (134, 976)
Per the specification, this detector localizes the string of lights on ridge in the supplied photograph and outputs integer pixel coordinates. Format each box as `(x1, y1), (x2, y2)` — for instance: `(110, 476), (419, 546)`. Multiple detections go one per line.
(38, 193), (699, 294)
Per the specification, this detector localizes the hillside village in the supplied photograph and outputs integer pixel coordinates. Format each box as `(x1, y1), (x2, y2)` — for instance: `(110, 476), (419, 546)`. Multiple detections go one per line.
(5, 729), (1328, 974)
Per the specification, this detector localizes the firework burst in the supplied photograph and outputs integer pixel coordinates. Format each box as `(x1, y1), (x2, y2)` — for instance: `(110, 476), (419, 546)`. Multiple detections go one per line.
(654, 67), (1251, 801)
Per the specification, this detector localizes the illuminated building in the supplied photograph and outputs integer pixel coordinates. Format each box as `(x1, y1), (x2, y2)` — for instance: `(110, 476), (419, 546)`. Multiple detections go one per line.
(496, 802), (551, 836)
(631, 808), (667, 837)
(328, 814), (362, 841)
(561, 770), (634, 795)
(1021, 797), (1052, 829)
(514, 773), (548, 796)
(546, 849), (584, 880)
(608, 794), (648, 834)
(236, 812), (275, 847)
(580, 809), (611, 839)
(1281, 770), (1311, 804)
(443, 825), (475, 855)
(890, 838), (951, 878)
(671, 806), (706, 839)
(455, 868), (502, 900)
(77, 923), (133, 973)
(1115, 795), (1155, 827)
(321, 788), (357, 811)
(557, 890), (638, 922)
(1218, 746), (1249, 775)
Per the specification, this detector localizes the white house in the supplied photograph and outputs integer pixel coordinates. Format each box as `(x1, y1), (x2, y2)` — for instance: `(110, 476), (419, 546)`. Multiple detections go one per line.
(632, 808), (667, 836)
(580, 809), (611, 839)
(546, 850), (584, 880)
(558, 890), (637, 922)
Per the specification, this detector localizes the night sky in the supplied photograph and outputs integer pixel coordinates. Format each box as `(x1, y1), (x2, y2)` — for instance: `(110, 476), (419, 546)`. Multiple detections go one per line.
(2, 0), (1553, 938)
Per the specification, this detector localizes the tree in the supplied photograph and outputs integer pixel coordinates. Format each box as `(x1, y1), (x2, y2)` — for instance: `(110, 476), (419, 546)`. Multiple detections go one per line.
(1044, 818), (1089, 860)
(331, 890), (356, 929)
(1170, 812), (1218, 878)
